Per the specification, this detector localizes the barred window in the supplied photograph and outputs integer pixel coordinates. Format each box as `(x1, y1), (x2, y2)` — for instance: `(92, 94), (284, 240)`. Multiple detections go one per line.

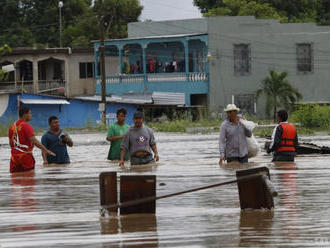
(297, 43), (313, 72)
(234, 44), (251, 75)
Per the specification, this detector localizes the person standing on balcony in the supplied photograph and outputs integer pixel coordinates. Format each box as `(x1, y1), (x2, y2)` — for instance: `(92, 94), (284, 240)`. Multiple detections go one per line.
(119, 111), (159, 167)
(106, 108), (130, 161)
(8, 106), (55, 173)
(41, 116), (73, 164)
(219, 104), (252, 165)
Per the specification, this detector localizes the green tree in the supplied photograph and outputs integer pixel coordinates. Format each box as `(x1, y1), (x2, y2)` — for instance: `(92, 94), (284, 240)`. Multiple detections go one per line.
(194, 0), (328, 24)
(204, 0), (285, 21)
(93, 0), (143, 40)
(256, 69), (302, 121)
(193, 0), (223, 13)
(0, 45), (12, 81)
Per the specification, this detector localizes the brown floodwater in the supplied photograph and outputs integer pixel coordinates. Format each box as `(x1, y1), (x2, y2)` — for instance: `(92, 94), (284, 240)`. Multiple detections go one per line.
(0, 132), (330, 247)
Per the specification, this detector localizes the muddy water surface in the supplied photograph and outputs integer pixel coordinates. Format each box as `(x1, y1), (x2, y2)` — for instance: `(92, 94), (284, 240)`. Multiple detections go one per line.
(0, 132), (330, 247)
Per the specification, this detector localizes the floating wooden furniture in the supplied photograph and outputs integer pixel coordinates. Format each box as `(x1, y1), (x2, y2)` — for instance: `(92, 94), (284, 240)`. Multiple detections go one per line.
(99, 172), (156, 215)
(236, 166), (277, 210)
(99, 172), (118, 214)
(120, 175), (156, 215)
(99, 166), (277, 215)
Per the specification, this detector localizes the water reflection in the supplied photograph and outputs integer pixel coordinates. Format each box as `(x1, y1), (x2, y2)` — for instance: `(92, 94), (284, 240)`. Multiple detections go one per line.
(1, 133), (330, 247)
(101, 214), (158, 247)
(10, 170), (37, 232)
(274, 162), (299, 241)
(239, 210), (274, 246)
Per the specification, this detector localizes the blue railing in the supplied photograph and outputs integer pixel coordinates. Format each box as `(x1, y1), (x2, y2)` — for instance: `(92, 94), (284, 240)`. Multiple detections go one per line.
(98, 72), (208, 84)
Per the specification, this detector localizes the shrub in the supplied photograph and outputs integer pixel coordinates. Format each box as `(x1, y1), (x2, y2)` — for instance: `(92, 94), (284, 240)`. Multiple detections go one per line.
(291, 105), (330, 128)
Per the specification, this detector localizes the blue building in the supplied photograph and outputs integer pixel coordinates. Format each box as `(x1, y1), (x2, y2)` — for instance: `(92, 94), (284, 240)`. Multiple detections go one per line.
(0, 93), (137, 129)
(93, 33), (209, 107)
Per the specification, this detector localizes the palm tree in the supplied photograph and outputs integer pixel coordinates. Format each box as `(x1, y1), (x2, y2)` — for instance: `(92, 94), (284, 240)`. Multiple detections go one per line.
(256, 69), (302, 121)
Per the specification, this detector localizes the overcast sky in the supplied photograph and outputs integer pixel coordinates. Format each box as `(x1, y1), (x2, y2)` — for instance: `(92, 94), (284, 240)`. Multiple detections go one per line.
(139, 0), (202, 21)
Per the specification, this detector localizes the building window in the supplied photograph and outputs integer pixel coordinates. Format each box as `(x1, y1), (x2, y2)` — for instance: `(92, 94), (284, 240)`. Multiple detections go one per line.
(297, 43), (313, 72)
(234, 44), (251, 75)
(79, 62), (94, 79)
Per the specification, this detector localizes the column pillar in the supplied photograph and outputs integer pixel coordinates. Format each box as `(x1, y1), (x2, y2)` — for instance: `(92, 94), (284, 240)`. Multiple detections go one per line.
(142, 43), (147, 93)
(32, 59), (38, 94)
(64, 59), (70, 97)
(184, 39), (189, 80)
(118, 45), (123, 74)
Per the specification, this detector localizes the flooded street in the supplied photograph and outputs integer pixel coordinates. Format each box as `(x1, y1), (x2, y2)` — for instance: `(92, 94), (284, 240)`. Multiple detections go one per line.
(1, 132), (330, 247)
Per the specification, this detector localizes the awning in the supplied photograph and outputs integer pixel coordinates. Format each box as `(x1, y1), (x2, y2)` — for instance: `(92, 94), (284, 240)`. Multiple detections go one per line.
(20, 99), (70, 105)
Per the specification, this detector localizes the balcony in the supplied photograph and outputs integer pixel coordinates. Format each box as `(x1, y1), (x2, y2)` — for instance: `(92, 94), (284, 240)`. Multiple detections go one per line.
(94, 33), (209, 105)
(0, 80), (66, 96)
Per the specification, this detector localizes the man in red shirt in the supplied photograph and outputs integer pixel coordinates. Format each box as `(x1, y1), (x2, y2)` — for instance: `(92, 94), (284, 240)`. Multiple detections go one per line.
(8, 106), (55, 173)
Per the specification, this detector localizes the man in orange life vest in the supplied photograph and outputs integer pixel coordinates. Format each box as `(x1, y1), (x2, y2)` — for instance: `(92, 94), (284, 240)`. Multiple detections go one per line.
(267, 110), (298, 162)
(8, 106), (55, 173)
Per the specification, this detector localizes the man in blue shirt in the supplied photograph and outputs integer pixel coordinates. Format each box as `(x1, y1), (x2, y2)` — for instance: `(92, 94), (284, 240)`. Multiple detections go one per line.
(41, 116), (73, 164)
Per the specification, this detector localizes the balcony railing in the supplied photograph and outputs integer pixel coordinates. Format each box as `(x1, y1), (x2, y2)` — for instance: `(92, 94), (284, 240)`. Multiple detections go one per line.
(103, 72), (208, 84)
(0, 81), (34, 93)
(0, 80), (66, 96)
(38, 80), (66, 96)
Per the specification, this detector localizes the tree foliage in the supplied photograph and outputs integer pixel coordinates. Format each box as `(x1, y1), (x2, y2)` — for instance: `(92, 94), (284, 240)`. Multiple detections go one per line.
(204, 0), (284, 21)
(0, 45), (12, 81)
(194, 0), (330, 24)
(256, 69), (302, 120)
(0, 0), (142, 48)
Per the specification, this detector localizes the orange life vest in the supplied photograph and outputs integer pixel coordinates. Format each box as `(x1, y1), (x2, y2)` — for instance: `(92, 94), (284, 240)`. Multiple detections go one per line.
(275, 123), (297, 152)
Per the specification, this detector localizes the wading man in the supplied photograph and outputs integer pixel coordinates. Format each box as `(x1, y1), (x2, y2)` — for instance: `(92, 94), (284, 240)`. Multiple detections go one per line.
(219, 104), (252, 165)
(267, 110), (298, 162)
(41, 116), (73, 164)
(106, 108), (130, 161)
(119, 111), (159, 166)
(8, 106), (55, 173)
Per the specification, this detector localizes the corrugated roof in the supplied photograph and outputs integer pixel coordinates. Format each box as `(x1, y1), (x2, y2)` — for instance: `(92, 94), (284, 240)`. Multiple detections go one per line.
(152, 92), (185, 105)
(20, 99), (70, 104)
(74, 92), (185, 106)
(74, 95), (153, 104)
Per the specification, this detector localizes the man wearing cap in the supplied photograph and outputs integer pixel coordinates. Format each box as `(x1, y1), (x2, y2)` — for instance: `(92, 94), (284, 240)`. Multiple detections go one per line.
(119, 111), (159, 166)
(219, 104), (252, 165)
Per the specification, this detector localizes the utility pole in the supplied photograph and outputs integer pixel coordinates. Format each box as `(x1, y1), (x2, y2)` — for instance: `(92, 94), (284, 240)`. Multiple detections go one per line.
(99, 0), (107, 125)
(59, 1), (63, 48)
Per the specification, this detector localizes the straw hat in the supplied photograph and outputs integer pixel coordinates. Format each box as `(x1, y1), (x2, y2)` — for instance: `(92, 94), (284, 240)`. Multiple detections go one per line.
(224, 104), (240, 112)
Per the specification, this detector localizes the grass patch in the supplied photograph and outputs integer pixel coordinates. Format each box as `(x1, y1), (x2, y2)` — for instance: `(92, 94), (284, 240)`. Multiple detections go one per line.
(147, 119), (221, 132)
(0, 122), (9, 137)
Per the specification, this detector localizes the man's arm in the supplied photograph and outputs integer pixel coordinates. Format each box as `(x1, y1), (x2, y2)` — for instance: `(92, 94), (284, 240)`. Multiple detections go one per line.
(106, 136), (123, 142)
(42, 151), (48, 164)
(64, 135), (73, 147)
(30, 136), (55, 156)
(119, 149), (127, 167)
(268, 126), (283, 152)
(294, 133), (299, 151)
(151, 144), (159, 161)
(106, 125), (123, 142)
(243, 125), (252, 137)
(219, 123), (226, 165)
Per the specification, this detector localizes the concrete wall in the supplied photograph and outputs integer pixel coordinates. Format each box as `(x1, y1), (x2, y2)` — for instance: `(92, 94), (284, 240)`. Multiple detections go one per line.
(68, 53), (95, 96)
(128, 18), (208, 38)
(207, 16), (330, 117)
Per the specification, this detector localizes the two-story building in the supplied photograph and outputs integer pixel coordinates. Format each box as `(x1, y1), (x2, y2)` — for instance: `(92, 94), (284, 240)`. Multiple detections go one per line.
(94, 16), (330, 118)
(0, 48), (95, 97)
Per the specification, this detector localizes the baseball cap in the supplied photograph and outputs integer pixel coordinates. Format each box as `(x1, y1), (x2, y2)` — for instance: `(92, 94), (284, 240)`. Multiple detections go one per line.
(133, 111), (144, 118)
